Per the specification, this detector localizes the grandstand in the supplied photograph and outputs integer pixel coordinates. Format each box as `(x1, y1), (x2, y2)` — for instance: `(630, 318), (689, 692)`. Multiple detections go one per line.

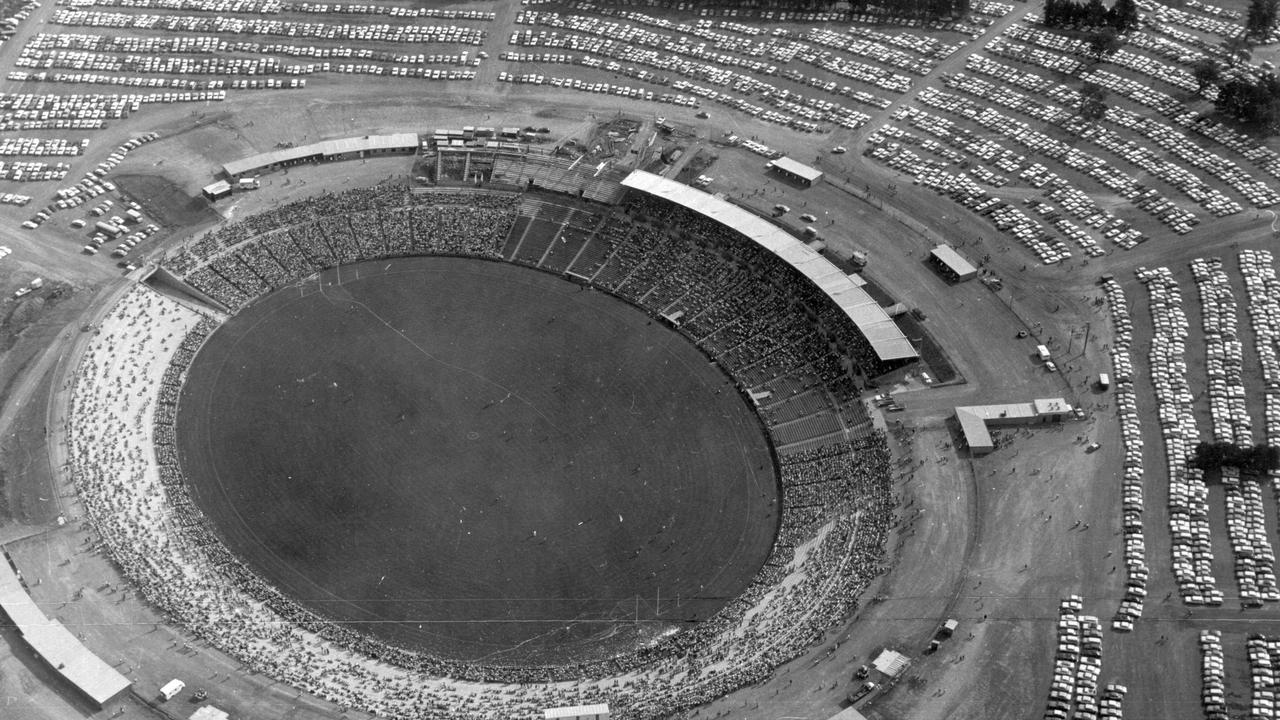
(164, 183), (889, 453)
(167, 181), (890, 450)
(221, 133), (419, 180)
(620, 171), (917, 365)
(0, 554), (131, 707)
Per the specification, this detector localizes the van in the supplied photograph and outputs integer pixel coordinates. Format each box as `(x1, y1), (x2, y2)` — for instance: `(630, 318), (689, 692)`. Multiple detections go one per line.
(159, 679), (184, 701)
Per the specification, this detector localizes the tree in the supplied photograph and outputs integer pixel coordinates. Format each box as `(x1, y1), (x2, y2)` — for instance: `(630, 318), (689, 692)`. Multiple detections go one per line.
(1192, 57), (1222, 93)
(1246, 0), (1280, 38)
(1084, 0), (1108, 26)
(1088, 28), (1123, 59)
(1215, 73), (1280, 132)
(1106, 0), (1140, 31)
(1079, 82), (1108, 120)
(1191, 441), (1280, 475)
(1223, 34), (1254, 66)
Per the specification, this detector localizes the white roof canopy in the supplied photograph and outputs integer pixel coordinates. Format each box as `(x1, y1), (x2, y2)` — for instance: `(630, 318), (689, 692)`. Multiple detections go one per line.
(621, 171), (917, 361)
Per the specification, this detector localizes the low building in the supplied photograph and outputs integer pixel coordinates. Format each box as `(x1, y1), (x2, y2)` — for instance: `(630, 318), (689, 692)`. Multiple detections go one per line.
(929, 244), (977, 282)
(544, 704), (610, 720)
(765, 156), (823, 187)
(189, 707), (230, 720)
(222, 133), (418, 179)
(201, 180), (231, 201)
(955, 397), (1071, 454)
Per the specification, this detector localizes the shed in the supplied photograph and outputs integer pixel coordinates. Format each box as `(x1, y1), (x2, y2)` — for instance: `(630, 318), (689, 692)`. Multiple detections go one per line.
(929, 245), (977, 282)
(544, 704), (610, 720)
(765, 156), (823, 187)
(872, 649), (910, 678)
(201, 180), (231, 201)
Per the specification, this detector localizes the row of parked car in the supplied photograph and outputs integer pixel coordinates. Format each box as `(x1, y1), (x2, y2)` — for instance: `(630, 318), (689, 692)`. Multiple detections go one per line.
(941, 63), (1240, 223)
(0, 137), (88, 157)
(915, 84), (1202, 236)
(1006, 23), (1201, 96)
(0, 160), (70, 182)
(865, 126), (1074, 265)
(1238, 250), (1280, 465)
(51, 9), (488, 45)
(1139, 0), (1242, 38)
(1247, 635), (1278, 720)
(1042, 184), (1146, 250)
(1202, 630), (1228, 720)
(513, 8), (925, 117)
(0, 91), (139, 132)
(27, 30), (471, 67)
(10, 70), (228, 91)
(1192, 257), (1280, 607)
(24, 132), (157, 230)
(1108, 105), (1280, 209)
(1101, 278), (1147, 632)
(1137, 266), (1224, 607)
(1046, 598), (1125, 720)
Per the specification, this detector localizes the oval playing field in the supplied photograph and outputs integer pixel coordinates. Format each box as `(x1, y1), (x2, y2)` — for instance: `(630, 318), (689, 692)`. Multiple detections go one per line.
(175, 257), (780, 666)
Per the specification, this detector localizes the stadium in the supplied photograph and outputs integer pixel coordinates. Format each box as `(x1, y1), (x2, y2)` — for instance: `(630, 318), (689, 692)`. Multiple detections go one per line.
(61, 172), (906, 717)
(3, 0), (1280, 719)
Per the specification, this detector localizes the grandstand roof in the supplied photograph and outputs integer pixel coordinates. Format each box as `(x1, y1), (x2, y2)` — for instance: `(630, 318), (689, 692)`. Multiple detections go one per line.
(620, 171), (917, 362)
(0, 557), (131, 706)
(223, 133), (418, 178)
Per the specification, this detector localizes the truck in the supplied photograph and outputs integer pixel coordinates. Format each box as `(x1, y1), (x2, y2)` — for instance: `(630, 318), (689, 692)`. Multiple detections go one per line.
(848, 681), (877, 704)
(1037, 344), (1052, 362)
(95, 220), (124, 238)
